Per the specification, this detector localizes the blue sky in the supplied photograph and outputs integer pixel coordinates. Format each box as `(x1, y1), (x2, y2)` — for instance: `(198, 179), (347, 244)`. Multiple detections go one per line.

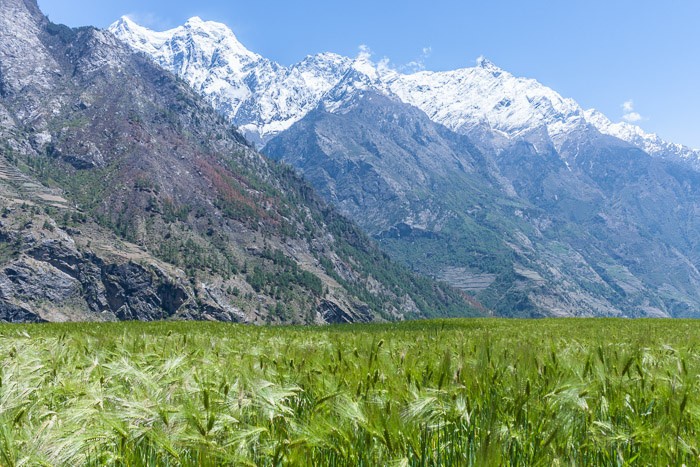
(38, 0), (700, 148)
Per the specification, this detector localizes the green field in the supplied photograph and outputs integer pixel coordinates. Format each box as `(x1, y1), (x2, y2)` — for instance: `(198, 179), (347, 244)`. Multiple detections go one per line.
(1, 319), (699, 466)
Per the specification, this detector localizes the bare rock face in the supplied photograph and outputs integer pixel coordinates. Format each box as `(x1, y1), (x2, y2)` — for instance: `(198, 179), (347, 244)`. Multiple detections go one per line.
(99, 262), (187, 321)
(0, 0), (65, 126)
(1, 259), (83, 304)
(0, 301), (42, 323)
(318, 299), (372, 324)
(0, 222), (199, 322)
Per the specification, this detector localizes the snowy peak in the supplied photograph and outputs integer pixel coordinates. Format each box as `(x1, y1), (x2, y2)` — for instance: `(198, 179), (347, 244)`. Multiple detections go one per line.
(110, 15), (257, 60)
(584, 108), (700, 164)
(109, 15), (139, 34)
(387, 61), (698, 163)
(320, 64), (385, 114)
(475, 56), (503, 74)
(384, 60), (587, 151)
(109, 17), (352, 145)
(109, 15), (261, 75)
(109, 16), (165, 59)
(179, 16), (260, 61)
(351, 48), (381, 81)
(111, 16), (270, 134)
(184, 16), (206, 26)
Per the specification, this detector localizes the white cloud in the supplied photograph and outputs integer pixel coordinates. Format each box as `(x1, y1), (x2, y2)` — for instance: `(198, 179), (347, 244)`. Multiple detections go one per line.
(622, 112), (643, 123)
(401, 46), (433, 73)
(353, 45), (379, 79)
(366, 46), (432, 75)
(621, 100), (645, 123)
(403, 60), (424, 72)
(357, 44), (372, 60)
(377, 57), (392, 74)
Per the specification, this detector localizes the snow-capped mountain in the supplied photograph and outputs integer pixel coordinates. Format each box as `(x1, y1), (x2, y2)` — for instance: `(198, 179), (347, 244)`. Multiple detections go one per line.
(380, 57), (588, 151)
(109, 16), (351, 146)
(584, 109), (700, 165)
(381, 59), (700, 164)
(264, 56), (700, 318)
(110, 16), (698, 162)
(107, 15), (700, 318)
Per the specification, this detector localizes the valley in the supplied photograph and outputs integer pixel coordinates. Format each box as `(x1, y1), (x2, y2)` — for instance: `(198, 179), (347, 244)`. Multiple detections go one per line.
(1, 1), (698, 464)
(1, 1), (699, 321)
(111, 15), (700, 318)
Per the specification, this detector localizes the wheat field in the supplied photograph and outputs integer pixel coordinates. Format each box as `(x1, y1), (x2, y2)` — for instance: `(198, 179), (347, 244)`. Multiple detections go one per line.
(0, 319), (698, 465)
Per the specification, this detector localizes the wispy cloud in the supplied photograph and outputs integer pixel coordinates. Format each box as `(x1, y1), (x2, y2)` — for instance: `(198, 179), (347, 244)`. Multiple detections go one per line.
(357, 44), (372, 60)
(402, 46), (432, 73)
(621, 100), (644, 123)
(357, 46), (432, 76)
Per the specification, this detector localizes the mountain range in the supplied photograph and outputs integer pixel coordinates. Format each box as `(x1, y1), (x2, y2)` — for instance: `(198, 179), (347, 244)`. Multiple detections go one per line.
(110, 16), (700, 318)
(0, 0), (477, 323)
(110, 16), (700, 166)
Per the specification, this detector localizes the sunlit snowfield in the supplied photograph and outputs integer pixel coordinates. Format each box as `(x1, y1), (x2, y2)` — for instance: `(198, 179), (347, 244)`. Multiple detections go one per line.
(1, 319), (698, 465)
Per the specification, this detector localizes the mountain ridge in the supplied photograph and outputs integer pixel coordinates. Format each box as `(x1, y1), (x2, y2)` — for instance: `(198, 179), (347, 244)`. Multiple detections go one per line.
(110, 17), (700, 165)
(110, 15), (352, 147)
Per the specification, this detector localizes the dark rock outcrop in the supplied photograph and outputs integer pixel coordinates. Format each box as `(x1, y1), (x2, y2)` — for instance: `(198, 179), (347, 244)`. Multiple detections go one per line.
(0, 301), (43, 323)
(318, 299), (372, 324)
(0, 233), (198, 322)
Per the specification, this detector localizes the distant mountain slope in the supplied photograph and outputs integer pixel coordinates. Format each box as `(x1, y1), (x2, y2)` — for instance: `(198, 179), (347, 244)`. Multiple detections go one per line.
(584, 109), (700, 168)
(266, 77), (700, 317)
(0, 0), (478, 323)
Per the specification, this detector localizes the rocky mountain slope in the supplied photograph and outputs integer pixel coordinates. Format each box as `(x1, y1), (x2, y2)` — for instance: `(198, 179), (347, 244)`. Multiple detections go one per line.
(266, 81), (700, 317)
(112, 16), (700, 318)
(583, 109), (700, 168)
(0, 0), (478, 323)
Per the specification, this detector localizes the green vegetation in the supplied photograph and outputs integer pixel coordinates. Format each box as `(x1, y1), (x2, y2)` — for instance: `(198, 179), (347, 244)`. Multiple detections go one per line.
(246, 248), (323, 298)
(321, 212), (476, 319)
(1, 319), (699, 465)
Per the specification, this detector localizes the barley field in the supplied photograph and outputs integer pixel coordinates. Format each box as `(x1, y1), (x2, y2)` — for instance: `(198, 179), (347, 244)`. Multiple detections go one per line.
(0, 319), (699, 466)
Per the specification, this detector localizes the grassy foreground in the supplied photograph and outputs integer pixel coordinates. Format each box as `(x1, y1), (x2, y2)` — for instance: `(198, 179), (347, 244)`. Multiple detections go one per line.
(1, 319), (699, 466)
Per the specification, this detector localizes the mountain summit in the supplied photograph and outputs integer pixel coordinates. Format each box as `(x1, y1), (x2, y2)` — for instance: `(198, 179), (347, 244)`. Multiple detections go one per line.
(110, 16), (351, 147)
